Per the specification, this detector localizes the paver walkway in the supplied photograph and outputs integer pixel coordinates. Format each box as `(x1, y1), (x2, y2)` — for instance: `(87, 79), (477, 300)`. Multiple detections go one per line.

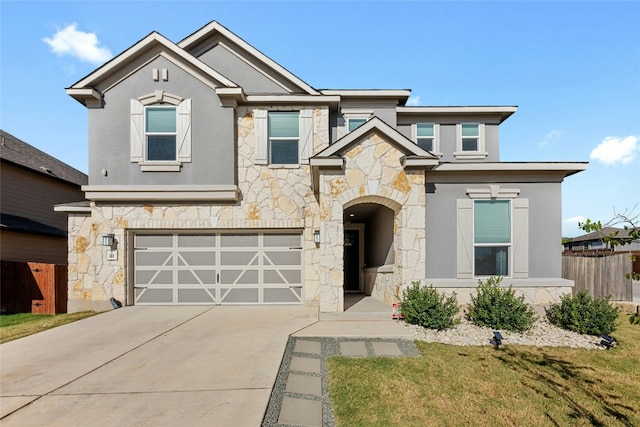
(261, 336), (421, 426)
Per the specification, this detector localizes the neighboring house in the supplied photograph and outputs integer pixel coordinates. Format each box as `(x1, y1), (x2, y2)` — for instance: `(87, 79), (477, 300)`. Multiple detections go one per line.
(564, 227), (640, 251)
(1, 130), (88, 264)
(57, 21), (586, 313)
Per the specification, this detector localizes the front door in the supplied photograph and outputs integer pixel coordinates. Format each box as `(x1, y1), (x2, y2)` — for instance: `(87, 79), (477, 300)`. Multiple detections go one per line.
(344, 229), (360, 292)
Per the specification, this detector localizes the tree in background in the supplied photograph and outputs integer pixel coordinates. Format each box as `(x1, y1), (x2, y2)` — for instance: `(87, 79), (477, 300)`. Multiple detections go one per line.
(580, 207), (640, 280)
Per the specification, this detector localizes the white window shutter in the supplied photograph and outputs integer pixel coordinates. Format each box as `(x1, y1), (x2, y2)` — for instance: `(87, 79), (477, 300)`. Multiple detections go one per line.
(254, 109), (268, 165)
(130, 99), (144, 162)
(299, 109), (314, 164)
(456, 198), (474, 279)
(177, 99), (192, 162)
(512, 198), (529, 278)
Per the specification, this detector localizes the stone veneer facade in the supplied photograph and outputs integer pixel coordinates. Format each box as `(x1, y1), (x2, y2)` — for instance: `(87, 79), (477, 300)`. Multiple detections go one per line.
(66, 104), (432, 313)
(65, 105), (569, 313)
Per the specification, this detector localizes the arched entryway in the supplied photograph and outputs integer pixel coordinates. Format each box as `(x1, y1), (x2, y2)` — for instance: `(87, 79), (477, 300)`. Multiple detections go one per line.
(343, 202), (396, 296)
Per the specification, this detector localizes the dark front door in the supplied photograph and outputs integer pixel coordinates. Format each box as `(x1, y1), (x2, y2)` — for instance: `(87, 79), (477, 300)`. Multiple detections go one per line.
(344, 229), (360, 292)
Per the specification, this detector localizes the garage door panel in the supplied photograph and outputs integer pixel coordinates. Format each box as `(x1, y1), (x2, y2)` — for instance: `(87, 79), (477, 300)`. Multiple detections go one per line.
(178, 235), (216, 247)
(136, 252), (172, 266)
(137, 235), (172, 247)
(262, 269), (301, 284)
(178, 288), (215, 303)
(136, 288), (173, 303)
(221, 234), (259, 247)
(264, 288), (300, 303)
(264, 251), (301, 265)
(221, 288), (259, 303)
(220, 251), (258, 265)
(179, 252), (216, 266)
(134, 232), (302, 305)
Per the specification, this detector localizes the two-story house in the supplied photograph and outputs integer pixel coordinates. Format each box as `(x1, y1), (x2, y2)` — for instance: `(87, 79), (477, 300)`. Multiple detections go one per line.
(58, 21), (586, 313)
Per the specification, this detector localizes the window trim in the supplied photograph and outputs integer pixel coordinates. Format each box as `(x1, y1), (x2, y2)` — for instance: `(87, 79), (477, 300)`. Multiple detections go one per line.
(456, 191), (528, 280)
(268, 111), (300, 166)
(473, 200), (512, 278)
(338, 109), (372, 138)
(411, 123), (441, 155)
(144, 105), (178, 162)
(454, 123), (487, 159)
(130, 93), (191, 172)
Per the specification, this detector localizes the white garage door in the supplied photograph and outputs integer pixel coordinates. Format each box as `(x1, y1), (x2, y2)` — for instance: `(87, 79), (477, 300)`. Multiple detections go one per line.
(133, 232), (303, 305)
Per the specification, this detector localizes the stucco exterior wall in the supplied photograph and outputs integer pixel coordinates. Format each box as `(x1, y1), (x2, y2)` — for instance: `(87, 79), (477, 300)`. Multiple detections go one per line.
(88, 56), (236, 187)
(424, 181), (563, 279)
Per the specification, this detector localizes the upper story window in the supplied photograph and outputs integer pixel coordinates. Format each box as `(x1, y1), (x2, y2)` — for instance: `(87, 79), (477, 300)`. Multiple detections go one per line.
(254, 108), (313, 167)
(348, 118), (367, 132)
(130, 93), (191, 171)
(269, 111), (300, 164)
(474, 200), (511, 276)
(145, 107), (177, 161)
(455, 123), (487, 159)
(413, 123), (440, 153)
(461, 123), (480, 151)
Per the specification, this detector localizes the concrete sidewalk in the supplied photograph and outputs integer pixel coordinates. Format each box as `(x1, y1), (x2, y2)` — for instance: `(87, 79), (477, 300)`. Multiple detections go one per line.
(0, 306), (317, 427)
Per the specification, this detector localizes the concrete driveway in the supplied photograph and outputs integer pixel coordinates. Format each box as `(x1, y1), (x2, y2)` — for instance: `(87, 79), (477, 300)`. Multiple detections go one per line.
(0, 305), (317, 427)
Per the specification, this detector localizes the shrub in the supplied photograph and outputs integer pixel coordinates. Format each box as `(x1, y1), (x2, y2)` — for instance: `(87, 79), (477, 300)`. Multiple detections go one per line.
(401, 282), (460, 330)
(468, 276), (536, 332)
(546, 291), (619, 335)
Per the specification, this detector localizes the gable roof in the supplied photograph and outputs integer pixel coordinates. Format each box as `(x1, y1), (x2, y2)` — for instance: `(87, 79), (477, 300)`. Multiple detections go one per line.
(67, 31), (238, 106)
(0, 130), (87, 187)
(315, 116), (439, 160)
(566, 227), (639, 244)
(178, 21), (319, 95)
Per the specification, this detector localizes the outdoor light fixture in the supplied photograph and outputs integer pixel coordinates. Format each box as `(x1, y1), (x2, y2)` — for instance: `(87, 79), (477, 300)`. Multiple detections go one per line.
(489, 331), (503, 348)
(313, 229), (320, 244)
(599, 334), (616, 349)
(102, 234), (115, 247)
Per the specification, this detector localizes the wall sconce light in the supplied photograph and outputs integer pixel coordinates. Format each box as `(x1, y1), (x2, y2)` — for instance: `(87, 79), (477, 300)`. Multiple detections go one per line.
(102, 234), (115, 247)
(489, 331), (503, 348)
(313, 229), (320, 245)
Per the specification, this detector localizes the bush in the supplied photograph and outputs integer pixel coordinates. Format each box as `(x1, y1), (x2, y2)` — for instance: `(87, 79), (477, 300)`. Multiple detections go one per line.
(401, 282), (460, 330)
(468, 277), (536, 332)
(546, 291), (619, 335)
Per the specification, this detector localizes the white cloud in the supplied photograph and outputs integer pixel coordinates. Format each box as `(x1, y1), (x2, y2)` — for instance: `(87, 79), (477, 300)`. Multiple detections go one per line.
(564, 216), (586, 225)
(43, 23), (112, 64)
(590, 135), (638, 166)
(538, 129), (564, 147)
(406, 95), (421, 106)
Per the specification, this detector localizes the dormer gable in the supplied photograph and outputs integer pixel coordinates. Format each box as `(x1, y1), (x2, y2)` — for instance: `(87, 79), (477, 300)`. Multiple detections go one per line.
(66, 31), (238, 107)
(310, 117), (439, 192)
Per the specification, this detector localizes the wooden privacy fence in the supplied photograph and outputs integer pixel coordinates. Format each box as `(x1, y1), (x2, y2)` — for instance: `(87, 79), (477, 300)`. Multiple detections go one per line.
(1, 261), (67, 314)
(562, 252), (639, 301)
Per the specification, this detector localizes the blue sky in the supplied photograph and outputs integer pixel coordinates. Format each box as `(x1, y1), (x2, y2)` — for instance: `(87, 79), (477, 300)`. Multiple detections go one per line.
(1, 1), (638, 237)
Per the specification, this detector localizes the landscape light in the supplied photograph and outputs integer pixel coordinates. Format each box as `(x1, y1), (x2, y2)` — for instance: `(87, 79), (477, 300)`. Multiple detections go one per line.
(489, 331), (503, 348)
(599, 334), (616, 349)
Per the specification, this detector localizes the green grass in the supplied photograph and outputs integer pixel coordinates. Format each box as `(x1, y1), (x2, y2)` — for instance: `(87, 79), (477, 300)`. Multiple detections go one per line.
(0, 311), (98, 344)
(328, 313), (640, 426)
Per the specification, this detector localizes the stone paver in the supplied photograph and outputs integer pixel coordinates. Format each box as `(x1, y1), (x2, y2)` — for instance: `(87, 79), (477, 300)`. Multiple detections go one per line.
(285, 373), (322, 396)
(262, 337), (420, 426)
(371, 341), (403, 356)
(339, 340), (368, 356)
(290, 356), (321, 374)
(278, 397), (323, 427)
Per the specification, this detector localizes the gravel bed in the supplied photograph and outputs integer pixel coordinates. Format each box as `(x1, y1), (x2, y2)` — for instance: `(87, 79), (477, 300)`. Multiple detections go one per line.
(402, 317), (603, 349)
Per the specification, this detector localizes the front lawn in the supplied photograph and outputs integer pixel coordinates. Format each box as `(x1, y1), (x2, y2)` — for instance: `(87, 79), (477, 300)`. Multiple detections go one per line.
(328, 313), (639, 426)
(0, 311), (98, 344)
